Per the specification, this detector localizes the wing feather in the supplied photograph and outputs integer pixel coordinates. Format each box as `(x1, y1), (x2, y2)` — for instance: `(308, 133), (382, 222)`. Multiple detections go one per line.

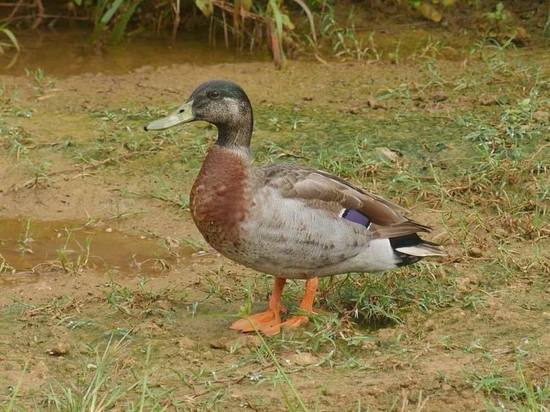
(260, 163), (431, 238)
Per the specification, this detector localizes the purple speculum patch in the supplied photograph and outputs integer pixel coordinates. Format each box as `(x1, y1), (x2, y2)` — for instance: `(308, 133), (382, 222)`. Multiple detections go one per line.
(341, 208), (371, 228)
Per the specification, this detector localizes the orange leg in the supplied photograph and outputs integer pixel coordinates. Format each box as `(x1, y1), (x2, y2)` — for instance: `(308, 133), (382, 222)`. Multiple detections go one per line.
(280, 277), (319, 330)
(230, 278), (286, 336)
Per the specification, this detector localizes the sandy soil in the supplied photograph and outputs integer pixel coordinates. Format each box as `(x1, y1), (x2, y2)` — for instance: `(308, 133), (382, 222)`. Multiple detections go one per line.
(0, 34), (549, 411)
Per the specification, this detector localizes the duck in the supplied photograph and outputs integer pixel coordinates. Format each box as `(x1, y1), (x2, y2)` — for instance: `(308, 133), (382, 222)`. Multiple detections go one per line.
(144, 80), (444, 336)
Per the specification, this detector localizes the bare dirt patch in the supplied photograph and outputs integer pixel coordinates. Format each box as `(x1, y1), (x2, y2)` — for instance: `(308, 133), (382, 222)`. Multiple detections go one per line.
(1, 34), (549, 410)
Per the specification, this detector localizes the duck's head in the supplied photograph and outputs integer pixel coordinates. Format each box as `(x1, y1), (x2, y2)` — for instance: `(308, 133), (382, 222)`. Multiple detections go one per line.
(144, 80), (253, 148)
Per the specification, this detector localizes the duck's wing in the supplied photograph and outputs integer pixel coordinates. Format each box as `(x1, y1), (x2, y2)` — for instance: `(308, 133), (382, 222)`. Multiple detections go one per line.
(260, 163), (431, 239)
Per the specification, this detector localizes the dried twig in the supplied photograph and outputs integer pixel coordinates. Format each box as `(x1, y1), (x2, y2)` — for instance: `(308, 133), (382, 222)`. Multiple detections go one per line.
(6, 0), (25, 21)
(171, 0), (180, 42)
(30, 0), (44, 29)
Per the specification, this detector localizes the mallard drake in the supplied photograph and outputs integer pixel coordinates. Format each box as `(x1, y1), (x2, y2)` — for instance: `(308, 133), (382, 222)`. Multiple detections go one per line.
(145, 80), (444, 336)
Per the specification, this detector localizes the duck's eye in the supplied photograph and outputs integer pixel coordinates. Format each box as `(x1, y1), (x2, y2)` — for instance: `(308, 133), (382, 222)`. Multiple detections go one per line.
(207, 91), (221, 100)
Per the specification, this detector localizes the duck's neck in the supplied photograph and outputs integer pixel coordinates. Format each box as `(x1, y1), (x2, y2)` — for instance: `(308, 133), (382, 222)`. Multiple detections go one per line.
(215, 107), (253, 149)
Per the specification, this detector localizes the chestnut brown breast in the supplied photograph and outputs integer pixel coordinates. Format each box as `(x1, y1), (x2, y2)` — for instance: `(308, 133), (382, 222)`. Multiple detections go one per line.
(190, 146), (251, 250)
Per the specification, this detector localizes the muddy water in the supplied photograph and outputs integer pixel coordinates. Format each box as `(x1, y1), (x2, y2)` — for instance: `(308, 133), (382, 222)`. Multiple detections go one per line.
(2, 29), (268, 77)
(0, 217), (184, 276)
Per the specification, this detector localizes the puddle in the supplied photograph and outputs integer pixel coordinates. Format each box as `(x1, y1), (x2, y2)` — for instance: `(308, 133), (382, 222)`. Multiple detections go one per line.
(0, 217), (187, 276)
(1, 28), (269, 77)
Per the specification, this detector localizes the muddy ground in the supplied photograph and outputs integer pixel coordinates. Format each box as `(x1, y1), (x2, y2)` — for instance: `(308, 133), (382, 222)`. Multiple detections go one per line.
(0, 29), (549, 411)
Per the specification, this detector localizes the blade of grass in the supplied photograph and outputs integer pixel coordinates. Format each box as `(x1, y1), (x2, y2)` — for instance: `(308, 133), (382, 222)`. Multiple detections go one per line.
(5, 361), (29, 412)
(254, 330), (309, 412)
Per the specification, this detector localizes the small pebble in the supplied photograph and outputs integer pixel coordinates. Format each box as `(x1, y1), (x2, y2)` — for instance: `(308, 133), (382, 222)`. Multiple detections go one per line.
(178, 336), (196, 350)
(479, 96), (498, 106)
(288, 352), (318, 366)
(47, 342), (70, 356)
(209, 337), (231, 351)
(468, 247), (483, 258)
(238, 335), (262, 349)
(367, 97), (386, 109)
(431, 94), (448, 102)
(424, 319), (436, 331)
(376, 327), (396, 341)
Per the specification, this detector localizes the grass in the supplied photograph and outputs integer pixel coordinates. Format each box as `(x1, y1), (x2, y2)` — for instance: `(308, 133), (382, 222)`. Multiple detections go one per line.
(56, 229), (92, 274)
(469, 365), (550, 411)
(1, 1), (546, 62)
(255, 332), (309, 412)
(0, 37), (548, 410)
(4, 361), (28, 412)
(44, 338), (181, 411)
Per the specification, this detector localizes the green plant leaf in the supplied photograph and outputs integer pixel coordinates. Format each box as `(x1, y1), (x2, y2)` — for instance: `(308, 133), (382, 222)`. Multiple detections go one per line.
(240, 0), (252, 12)
(291, 0), (316, 45)
(269, 0), (284, 38)
(110, 0), (143, 44)
(194, 0), (213, 17)
(0, 26), (20, 52)
(101, 0), (124, 25)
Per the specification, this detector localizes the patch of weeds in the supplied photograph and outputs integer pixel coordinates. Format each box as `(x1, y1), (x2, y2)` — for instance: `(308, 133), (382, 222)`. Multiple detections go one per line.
(376, 83), (412, 101)
(438, 335), (459, 351)
(468, 369), (508, 395)
(15, 219), (34, 255)
(202, 267), (241, 303)
(299, 312), (342, 353)
(44, 337), (132, 410)
(105, 280), (136, 313)
(236, 280), (255, 318)
(24, 158), (53, 186)
(0, 254), (15, 274)
(469, 365), (550, 411)
(56, 228), (92, 274)
(316, 3), (380, 62)
(463, 338), (485, 354)
(72, 138), (117, 163)
(1, 125), (33, 160)
(174, 236), (205, 253)
(462, 93), (542, 156)
(44, 337), (177, 411)
(423, 59), (447, 87)
(24, 68), (54, 95)
(148, 178), (190, 209)
(0, 302), (33, 315)
(322, 264), (454, 332)
(254, 333), (310, 412)
(105, 278), (173, 318)
(411, 37), (450, 62)
(62, 318), (98, 331)
(3, 361), (29, 412)
(388, 169), (428, 201)
(322, 274), (401, 329)
(461, 292), (486, 312)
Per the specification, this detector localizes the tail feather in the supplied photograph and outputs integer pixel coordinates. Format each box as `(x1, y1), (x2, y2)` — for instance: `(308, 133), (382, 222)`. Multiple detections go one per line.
(395, 243), (445, 257)
(375, 220), (432, 239)
(389, 233), (445, 266)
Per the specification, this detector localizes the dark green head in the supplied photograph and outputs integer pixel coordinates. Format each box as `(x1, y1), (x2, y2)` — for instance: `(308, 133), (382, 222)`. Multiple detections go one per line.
(144, 80), (254, 148)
